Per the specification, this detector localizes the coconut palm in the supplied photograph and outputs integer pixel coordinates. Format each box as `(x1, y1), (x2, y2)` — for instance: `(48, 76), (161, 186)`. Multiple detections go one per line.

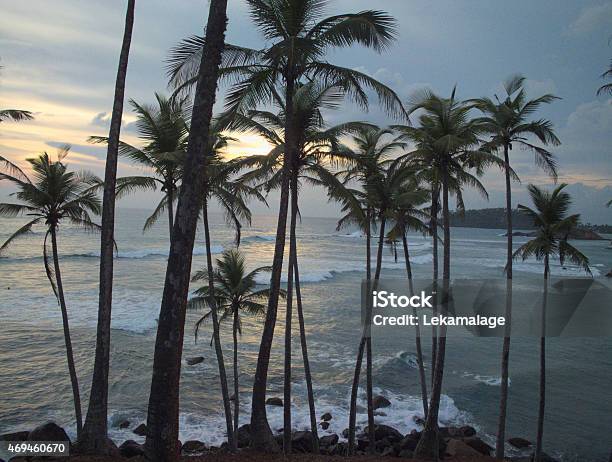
(80, 1), (136, 453)
(0, 149), (102, 440)
(385, 179), (430, 417)
(144, 1), (230, 459)
(335, 126), (410, 454)
(188, 249), (273, 445)
(470, 74), (560, 459)
(513, 183), (590, 462)
(0, 64), (33, 124)
(399, 89), (504, 459)
(89, 93), (189, 243)
(167, 1), (405, 449)
(228, 81), (373, 453)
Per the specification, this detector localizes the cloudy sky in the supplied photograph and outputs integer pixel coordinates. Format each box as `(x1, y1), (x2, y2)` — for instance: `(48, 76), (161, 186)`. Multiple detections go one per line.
(1, 0), (611, 223)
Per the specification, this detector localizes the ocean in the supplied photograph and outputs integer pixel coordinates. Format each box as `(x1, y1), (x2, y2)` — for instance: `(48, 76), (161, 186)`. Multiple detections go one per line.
(0, 207), (610, 461)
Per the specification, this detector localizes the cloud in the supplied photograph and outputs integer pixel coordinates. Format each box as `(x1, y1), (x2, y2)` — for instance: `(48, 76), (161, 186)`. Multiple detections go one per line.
(568, 2), (612, 35)
(91, 112), (111, 127)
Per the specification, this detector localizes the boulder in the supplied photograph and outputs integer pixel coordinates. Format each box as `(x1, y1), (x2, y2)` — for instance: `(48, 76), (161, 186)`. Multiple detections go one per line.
(399, 432), (420, 452)
(186, 356), (204, 366)
(341, 428), (349, 438)
(132, 423), (147, 436)
(463, 436), (493, 456)
(412, 415), (425, 426)
(118, 420), (130, 429)
(508, 437), (532, 449)
(321, 412), (333, 422)
(0, 431), (29, 441)
(265, 397), (283, 406)
(28, 422), (70, 443)
(445, 439), (482, 457)
(236, 424), (250, 448)
(372, 395), (391, 410)
(365, 424), (403, 443)
(292, 431), (315, 453)
(319, 434), (339, 448)
(118, 440), (144, 458)
(182, 440), (207, 454)
(445, 425), (476, 438)
(606, 269), (612, 278)
(320, 421), (330, 430)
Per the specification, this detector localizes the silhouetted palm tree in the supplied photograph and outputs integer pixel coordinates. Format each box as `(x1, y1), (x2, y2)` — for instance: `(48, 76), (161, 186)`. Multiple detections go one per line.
(0, 149), (101, 440)
(0, 64), (33, 124)
(471, 74), (560, 458)
(597, 58), (612, 96)
(168, 1), (404, 450)
(89, 93), (189, 242)
(513, 183), (590, 462)
(144, 0), (230, 459)
(188, 249), (273, 443)
(81, 1), (136, 453)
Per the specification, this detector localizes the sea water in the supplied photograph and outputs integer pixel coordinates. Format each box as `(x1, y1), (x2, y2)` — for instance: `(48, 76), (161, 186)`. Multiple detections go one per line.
(0, 207), (610, 461)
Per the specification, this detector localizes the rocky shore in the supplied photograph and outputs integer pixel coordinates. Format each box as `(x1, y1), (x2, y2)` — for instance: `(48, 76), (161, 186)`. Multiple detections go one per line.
(1, 403), (558, 462)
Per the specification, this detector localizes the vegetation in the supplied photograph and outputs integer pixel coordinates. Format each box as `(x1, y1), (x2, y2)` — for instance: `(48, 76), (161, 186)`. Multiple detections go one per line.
(0, 149), (102, 440)
(513, 184), (590, 462)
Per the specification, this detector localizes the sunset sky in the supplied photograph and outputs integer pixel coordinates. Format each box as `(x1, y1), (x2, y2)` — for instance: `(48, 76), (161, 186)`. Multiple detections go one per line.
(1, 0), (611, 223)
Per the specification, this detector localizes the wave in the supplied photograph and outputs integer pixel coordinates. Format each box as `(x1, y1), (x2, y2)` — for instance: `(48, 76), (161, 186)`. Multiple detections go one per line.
(241, 234), (276, 243)
(462, 372), (510, 387)
(0, 245), (224, 262)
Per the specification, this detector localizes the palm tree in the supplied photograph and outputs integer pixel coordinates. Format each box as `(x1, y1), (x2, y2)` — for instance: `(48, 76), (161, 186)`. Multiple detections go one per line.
(0, 63), (33, 124)
(144, 0), (230, 460)
(80, 1), (136, 453)
(513, 184), (590, 462)
(597, 57), (612, 96)
(400, 89), (502, 460)
(188, 249), (273, 446)
(167, 1), (404, 449)
(470, 74), (560, 458)
(385, 179), (430, 417)
(335, 126), (410, 454)
(89, 93), (189, 243)
(228, 81), (374, 453)
(0, 149), (101, 440)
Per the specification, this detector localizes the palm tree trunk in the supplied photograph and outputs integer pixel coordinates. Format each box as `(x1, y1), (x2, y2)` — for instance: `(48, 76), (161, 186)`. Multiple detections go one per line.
(347, 209), (372, 455)
(535, 256), (549, 462)
(203, 200), (235, 450)
(80, 1), (135, 452)
(283, 173), (298, 454)
(294, 250), (319, 453)
(416, 172), (450, 461)
(496, 143), (513, 459)
(430, 185), (439, 386)
(401, 230), (428, 417)
(144, 1), (228, 460)
(233, 304), (240, 438)
(167, 188), (174, 242)
(250, 71), (296, 454)
(50, 227), (83, 440)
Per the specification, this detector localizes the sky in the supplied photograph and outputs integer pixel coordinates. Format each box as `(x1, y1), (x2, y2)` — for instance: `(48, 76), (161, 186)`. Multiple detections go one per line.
(0, 0), (611, 224)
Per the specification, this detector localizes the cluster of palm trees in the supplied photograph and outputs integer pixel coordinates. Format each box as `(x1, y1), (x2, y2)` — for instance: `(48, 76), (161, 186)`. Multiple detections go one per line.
(0, 1), (597, 462)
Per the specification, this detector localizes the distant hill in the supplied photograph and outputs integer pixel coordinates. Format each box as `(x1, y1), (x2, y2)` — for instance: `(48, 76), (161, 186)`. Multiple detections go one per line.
(448, 208), (612, 236)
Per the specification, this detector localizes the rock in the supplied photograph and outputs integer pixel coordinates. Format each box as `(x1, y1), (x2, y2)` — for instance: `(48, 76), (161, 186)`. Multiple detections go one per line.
(365, 424), (403, 443)
(412, 415), (425, 426)
(372, 395), (391, 410)
(341, 428), (349, 438)
(0, 431), (29, 441)
(182, 440), (207, 454)
(321, 412), (333, 422)
(445, 439), (482, 457)
(320, 421), (330, 430)
(606, 269), (612, 278)
(186, 356), (204, 366)
(236, 424), (250, 448)
(381, 445), (395, 456)
(445, 425), (476, 438)
(292, 431), (315, 453)
(398, 449), (414, 458)
(132, 423), (147, 436)
(463, 436), (493, 456)
(399, 432), (420, 452)
(508, 437), (532, 449)
(28, 422), (70, 443)
(265, 397), (283, 406)
(118, 420), (130, 429)
(119, 440), (144, 458)
(319, 434), (339, 448)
